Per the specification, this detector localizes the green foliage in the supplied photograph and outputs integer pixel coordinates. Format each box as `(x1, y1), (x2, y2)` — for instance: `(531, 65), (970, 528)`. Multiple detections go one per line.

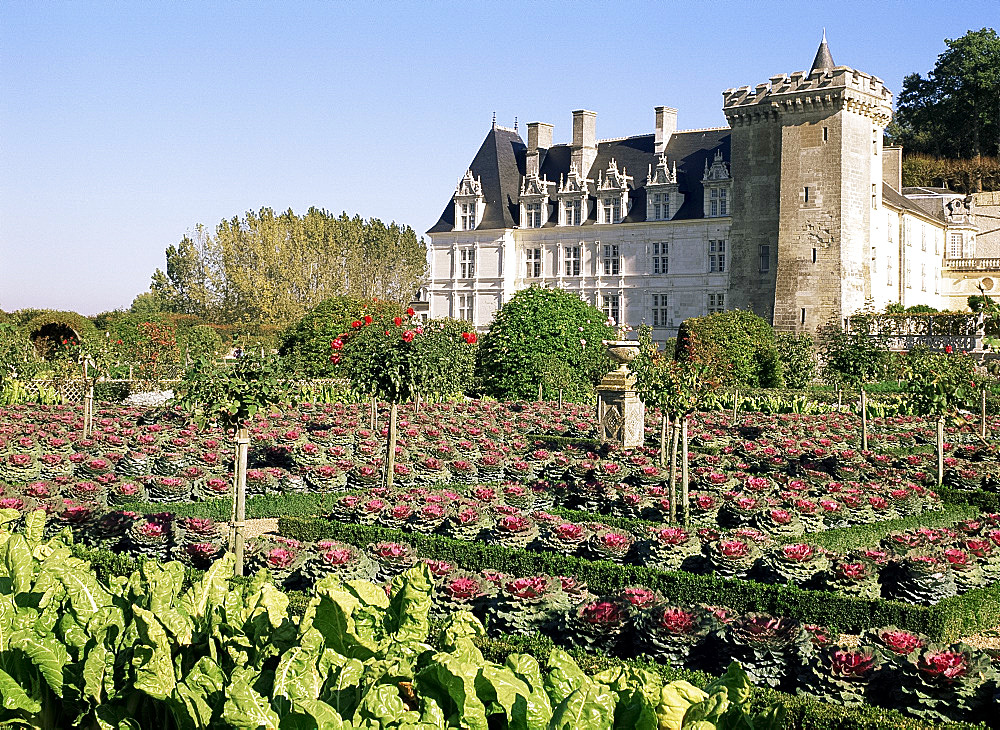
(818, 323), (891, 387)
(173, 352), (289, 431)
(0, 322), (39, 384)
(179, 324), (224, 362)
(151, 209), (428, 327)
(904, 346), (980, 418)
(633, 327), (722, 416)
(890, 28), (1000, 163)
(676, 310), (782, 388)
(476, 287), (614, 401)
(343, 313), (478, 402)
(278, 296), (403, 377)
(278, 516), (1000, 642)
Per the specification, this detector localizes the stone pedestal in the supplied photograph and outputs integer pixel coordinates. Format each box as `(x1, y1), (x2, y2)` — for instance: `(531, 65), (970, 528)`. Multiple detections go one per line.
(597, 341), (645, 448)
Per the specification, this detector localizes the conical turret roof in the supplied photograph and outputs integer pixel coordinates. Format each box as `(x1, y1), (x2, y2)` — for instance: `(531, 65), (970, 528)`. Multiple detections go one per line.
(810, 29), (835, 73)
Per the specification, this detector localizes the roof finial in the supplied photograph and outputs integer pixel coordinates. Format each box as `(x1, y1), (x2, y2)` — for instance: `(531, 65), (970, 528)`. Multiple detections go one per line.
(514, 116), (518, 132)
(810, 29), (835, 73)
(492, 111), (496, 128)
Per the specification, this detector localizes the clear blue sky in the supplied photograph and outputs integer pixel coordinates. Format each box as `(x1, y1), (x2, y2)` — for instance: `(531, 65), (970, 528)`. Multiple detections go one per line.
(1, 1), (996, 315)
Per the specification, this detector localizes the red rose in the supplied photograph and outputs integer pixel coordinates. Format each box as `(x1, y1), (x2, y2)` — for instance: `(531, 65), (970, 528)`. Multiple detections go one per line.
(363, 315), (373, 325)
(945, 345), (953, 354)
(402, 330), (415, 343)
(406, 307), (415, 316)
(351, 320), (362, 328)
(393, 316), (403, 326)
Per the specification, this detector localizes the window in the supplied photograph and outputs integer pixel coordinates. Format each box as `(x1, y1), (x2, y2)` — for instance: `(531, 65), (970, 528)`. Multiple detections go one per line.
(563, 199), (582, 226)
(602, 244), (620, 275)
(457, 294), (474, 322)
(949, 233), (963, 258)
(651, 193), (669, 220)
(525, 248), (541, 278)
(602, 294), (620, 325)
(652, 294), (669, 327)
(906, 263), (912, 288)
(460, 203), (476, 231)
(709, 239), (726, 273)
(459, 248), (476, 279)
(887, 256), (893, 287)
(921, 225), (926, 252)
(601, 197), (622, 224)
(564, 246), (581, 276)
(759, 244), (770, 273)
(823, 126), (828, 142)
(708, 293), (725, 314)
(803, 187), (810, 204)
(710, 188), (718, 217)
(801, 308), (806, 325)
(921, 264), (927, 292)
(524, 202), (541, 228)
(872, 184), (878, 210)
(812, 248), (817, 264)
(719, 188), (728, 216)
(652, 242), (668, 274)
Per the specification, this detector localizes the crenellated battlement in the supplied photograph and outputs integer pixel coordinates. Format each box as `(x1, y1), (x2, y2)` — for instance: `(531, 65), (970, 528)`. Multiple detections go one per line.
(722, 65), (892, 125)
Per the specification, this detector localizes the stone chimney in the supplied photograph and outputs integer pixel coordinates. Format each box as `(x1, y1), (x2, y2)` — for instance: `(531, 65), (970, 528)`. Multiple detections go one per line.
(571, 110), (597, 175)
(654, 106), (677, 155)
(526, 122), (553, 177)
(883, 145), (903, 192)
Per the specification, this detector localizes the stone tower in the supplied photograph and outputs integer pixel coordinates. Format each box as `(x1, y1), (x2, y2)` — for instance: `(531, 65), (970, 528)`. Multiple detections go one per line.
(723, 34), (893, 332)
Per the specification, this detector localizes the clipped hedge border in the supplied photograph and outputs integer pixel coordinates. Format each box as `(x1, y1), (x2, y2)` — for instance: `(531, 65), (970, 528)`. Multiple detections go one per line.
(937, 487), (1000, 514)
(117, 492), (340, 521)
(278, 516), (1000, 641)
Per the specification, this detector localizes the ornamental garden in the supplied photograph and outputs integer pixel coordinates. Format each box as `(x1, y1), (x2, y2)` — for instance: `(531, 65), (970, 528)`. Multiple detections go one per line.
(0, 292), (999, 728)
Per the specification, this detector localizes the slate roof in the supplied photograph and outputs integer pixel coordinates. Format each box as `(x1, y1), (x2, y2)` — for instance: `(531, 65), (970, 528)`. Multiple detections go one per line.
(882, 185), (948, 224)
(428, 126), (731, 234)
(810, 31), (835, 73)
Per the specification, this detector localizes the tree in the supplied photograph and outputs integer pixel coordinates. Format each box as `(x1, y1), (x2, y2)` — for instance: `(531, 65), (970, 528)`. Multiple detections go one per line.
(890, 28), (1000, 181)
(173, 352), (288, 575)
(476, 287), (614, 401)
(149, 209), (427, 328)
(675, 310), (782, 388)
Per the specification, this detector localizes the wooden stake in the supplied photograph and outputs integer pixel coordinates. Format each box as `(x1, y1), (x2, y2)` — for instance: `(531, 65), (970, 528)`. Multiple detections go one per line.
(233, 427), (250, 577)
(732, 388), (739, 423)
(860, 388), (868, 452)
(659, 413), (668, 467)
(386, 402), (398, 490)
(668, 421), (680, 524)
(370, 397), (377, 430)
(538, 382), (543, 402)
(981, 388), (988, 440)
(681, 416), (690, 526)
(937, 417), (945, 487)
(558, 389), (563, 409)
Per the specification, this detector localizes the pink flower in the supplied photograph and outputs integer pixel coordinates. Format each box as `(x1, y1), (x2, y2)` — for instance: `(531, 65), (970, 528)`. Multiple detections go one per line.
(717, 539), (751, 558)
(658, 607), (697, 634)
(552, 523), (584, 541)
(830, 649), (878, 678)
(620, 586), (656, 608)
(506, 576), (550, 599)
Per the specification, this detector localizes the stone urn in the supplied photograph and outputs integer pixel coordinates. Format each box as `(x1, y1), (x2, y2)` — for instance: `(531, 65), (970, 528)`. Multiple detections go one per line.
(603, 340), (641, 372)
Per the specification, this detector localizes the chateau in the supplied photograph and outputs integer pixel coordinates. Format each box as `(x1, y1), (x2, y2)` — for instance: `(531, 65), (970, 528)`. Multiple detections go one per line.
(421, 36), (991, 339)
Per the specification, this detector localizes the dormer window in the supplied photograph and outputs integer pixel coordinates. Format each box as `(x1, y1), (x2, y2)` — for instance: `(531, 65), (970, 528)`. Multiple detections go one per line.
(596, 159), (631, 225)
(556, 164), (590, 226)
(646, 154), (681, 221)
(520, 173), (552, 229)
(702, 150), (732, 219)
(454, 169), (485, 231)
(601, 197), (622, 224)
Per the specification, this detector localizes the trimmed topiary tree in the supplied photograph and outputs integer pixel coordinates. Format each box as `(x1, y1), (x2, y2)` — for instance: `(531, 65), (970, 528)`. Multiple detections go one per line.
(675, 309), (782, 388)
(775, 332), (816, 388)
(278, 296), (403, 377)
(476, 286), (614, 401)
